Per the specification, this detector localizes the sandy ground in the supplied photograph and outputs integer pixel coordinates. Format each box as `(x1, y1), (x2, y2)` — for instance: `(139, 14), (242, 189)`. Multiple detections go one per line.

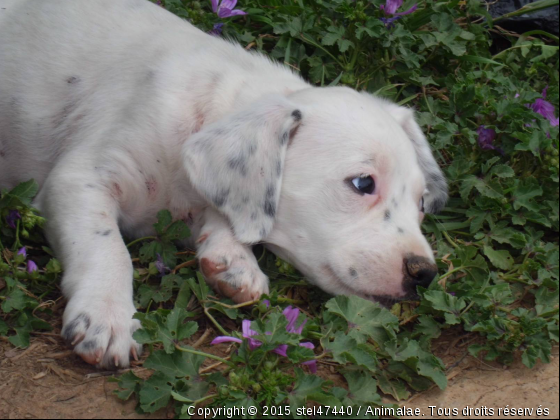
(0, 316), (558, 419)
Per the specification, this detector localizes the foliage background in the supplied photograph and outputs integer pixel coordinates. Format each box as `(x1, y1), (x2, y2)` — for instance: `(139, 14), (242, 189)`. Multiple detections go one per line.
(1, 0), (559, 417)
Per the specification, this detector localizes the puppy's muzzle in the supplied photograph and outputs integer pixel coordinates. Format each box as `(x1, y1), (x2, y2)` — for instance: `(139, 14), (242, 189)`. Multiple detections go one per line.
(404, 255), (438, 295)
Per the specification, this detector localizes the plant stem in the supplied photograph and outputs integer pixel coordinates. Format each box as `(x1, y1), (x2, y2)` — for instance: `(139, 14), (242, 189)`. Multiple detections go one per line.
(204, 306), (229, 335)
(174, 343), (235, 367)
(443, 231), (459, 249)
(126, 236), (157, 248)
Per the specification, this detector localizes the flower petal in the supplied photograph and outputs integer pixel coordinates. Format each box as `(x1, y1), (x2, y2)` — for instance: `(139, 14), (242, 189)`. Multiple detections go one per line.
(384, 0), (403, 15)
(394, 3), (417, 16)
(211, 336), (243, 345)
(27, 260), (38, 273)
(301, 360), (318, 374)
(6, 210), (21, 229)
(225, 8), (246, 16)
(299, 342), (315, 350)
(476, 125), (497, 150)
(273, 345), (288, 357)
(292, 319), (307, 335)
(531, 98), (559, 127)
(220, 0), (238, 10)
(18, 247), (27, 258)
(248, 338), (262, 350)
(211, 0), (219, 13)
(218, 7), (246, 18)
(242, 319), (257, 337)
(209, 23), (224, 36)
(283, 306), (300, 331)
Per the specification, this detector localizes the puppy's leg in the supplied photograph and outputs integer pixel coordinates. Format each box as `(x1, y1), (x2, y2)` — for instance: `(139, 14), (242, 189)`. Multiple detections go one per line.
(196, 208), (269, 303)
(39, 165), (141, 369)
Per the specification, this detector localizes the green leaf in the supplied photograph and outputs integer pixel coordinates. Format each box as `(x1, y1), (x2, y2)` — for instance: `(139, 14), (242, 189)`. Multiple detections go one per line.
(344, 371), (383, 406)
(0, 179), (39, 207)
(133, 307), (198, 353)
(423, 291), (467, 325)
(483, 246), (514, 270)
(322, 332), (378, 371)
(113, 371), (142, 401)
(377, 373), (410, 401)
(139, 372), (173, 413)
(144, 349), (205, 381)
(326, 295), (399, 343)
(154, 210), (173, 235)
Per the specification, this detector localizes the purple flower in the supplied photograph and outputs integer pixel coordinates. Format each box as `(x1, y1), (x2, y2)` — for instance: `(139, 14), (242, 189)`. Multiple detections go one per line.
(283, 306), (308, 334)
(18, 247), (27, 258)
(530, 86), (559, 127)
(211, 0), (246, 18)
(477, 125), (497, 151)
(380, 0), (417, 27)
(209, 23), (224, 36)
(5, 210), (21, 229)
(380, 16), (402, 27)
(211, 336), (243, 345)
(211, 306), (317, 372)
(27, 260), (38, 273)
(155, 253), (169, 276)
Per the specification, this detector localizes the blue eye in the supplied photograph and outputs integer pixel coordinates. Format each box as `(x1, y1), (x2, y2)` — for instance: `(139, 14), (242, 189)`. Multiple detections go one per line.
(351, 175), (375, 195)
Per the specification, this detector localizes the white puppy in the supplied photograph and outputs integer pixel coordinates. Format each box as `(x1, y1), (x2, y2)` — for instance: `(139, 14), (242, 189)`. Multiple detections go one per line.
(0, 0), (447, 368)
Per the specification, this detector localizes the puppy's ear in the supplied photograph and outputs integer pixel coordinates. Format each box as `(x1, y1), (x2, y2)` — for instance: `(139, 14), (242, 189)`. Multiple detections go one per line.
(387, 103), (448, 213)
(183, 94), (303, 243)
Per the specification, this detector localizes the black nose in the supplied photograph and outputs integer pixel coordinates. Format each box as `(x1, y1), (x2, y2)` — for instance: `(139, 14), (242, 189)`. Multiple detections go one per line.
(405, 256), (438, 290)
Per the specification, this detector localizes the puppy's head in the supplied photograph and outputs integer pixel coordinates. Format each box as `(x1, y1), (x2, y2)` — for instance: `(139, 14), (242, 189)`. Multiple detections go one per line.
(183, 87), (447, 304)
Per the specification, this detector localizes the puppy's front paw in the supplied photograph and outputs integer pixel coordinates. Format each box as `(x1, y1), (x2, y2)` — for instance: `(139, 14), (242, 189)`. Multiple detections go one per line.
(198, 249), (269, 303)
(61, 297), (142, 369)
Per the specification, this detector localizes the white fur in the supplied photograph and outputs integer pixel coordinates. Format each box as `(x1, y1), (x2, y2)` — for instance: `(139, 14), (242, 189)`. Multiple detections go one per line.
(0, 0), (447, 368)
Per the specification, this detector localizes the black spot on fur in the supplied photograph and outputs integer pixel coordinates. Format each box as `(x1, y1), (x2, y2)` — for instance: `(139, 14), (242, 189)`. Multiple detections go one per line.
(62, 313), (91, 342)
(85, 184), (96, 189)
(66, 76), (80, 84)
(398, 227), (405, 234)
(228, 156), (247, 176)
(212, 188), (230, 207)
(384, 210), (391, 221)
(264, 199), (276, 218)
(281, 131), (290, 145)
(247, 141), (257, 156)
(101, 229), (112, 236)
(349, 268), (358, 278)
(292, 110), (302, 121)
(266, 184), (275, 198)
(80, 340), (98, 352)
(92, 325), (106, 335)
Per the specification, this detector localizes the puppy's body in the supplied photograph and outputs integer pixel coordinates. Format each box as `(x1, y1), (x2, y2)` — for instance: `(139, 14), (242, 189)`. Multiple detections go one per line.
(0, 0), (306, 235)
(0, 0), (447, 368)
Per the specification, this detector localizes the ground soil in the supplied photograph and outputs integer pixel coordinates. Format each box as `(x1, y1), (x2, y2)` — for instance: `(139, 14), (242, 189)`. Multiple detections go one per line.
(0, 311), (558, 420)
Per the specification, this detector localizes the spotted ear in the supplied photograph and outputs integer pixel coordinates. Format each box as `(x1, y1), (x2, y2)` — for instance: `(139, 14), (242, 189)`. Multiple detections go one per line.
(183, 94), (303, 243)
(387, 103), (448, 213)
